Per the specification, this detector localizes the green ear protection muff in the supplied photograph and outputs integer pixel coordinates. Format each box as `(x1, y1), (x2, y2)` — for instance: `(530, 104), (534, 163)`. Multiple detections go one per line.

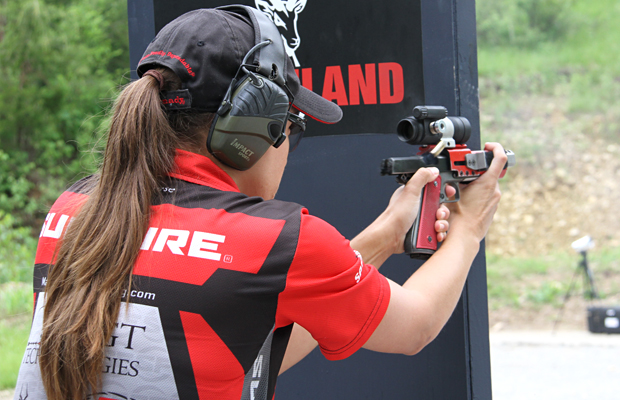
(207, 5), (292, 171)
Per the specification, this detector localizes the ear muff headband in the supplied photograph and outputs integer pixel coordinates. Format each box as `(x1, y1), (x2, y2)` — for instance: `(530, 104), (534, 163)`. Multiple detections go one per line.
(229, 5), (287, 87)
(207, 5), (291, 171)
(217, 40), (273, 116)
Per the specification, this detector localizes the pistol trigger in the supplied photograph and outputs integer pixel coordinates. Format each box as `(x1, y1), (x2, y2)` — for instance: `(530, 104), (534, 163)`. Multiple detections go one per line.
(450, 182), (461, 202)
(439, 182), (448, 202)
(442, 181), (460, 203)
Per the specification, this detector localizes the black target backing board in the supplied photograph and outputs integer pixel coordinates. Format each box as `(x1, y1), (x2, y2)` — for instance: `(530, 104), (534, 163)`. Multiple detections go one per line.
(127, 0), (492, 398)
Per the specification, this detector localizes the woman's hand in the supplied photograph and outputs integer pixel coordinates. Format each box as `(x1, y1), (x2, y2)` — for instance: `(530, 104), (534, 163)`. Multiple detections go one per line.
(445, 142), (506, 242)
(435, 204), (450, 243)
(351, 167), (454, 267)
(384, 168), (439, 253)
(384, 168), (454, 253)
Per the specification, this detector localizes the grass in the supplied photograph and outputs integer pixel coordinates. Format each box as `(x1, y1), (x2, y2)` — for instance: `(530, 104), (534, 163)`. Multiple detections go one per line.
(487, 247), (620, 311)
(0, 209), (37, 390)
(0, 316), (30, 390)
(0, 283), (33, 390)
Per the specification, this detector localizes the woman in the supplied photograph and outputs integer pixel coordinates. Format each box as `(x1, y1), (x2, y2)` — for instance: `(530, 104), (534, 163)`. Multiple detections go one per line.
(14, 7), (504, 400)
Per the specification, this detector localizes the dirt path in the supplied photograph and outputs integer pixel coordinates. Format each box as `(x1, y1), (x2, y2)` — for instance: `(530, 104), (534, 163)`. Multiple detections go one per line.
(491, 330), (620, 399)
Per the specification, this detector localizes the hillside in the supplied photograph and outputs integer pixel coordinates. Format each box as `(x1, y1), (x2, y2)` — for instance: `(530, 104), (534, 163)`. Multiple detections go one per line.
(472, 0), (620, 330)
(479, 81), (620, 331)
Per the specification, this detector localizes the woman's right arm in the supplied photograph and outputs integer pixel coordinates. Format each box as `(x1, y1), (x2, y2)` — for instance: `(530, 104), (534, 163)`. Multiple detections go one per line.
(362, 142), (506, 355)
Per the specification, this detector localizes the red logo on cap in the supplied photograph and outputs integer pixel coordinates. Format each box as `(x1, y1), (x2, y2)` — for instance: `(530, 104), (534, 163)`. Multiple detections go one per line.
(162, 96), (186, 106)
(141, 51), (196, 77)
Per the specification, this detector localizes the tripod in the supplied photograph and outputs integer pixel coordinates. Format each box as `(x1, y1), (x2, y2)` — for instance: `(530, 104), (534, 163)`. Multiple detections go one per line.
(553, 248), (599, 332)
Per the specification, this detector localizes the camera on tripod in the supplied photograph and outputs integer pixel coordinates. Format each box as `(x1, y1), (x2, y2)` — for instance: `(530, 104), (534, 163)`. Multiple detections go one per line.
(571, 235), (594, 254)
(558, 235), (620, 334)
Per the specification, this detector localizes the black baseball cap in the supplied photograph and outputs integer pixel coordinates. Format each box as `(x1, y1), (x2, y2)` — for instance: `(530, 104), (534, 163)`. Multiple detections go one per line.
(137, 7), (342, 124)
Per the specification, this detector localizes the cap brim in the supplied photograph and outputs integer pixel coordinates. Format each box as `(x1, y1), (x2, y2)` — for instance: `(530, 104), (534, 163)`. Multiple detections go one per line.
(293, 87), (342, 124)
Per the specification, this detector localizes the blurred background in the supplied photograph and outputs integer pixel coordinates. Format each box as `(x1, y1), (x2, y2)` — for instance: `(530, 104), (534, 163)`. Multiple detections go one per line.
(1, 0), (619, 396)
(477, 0), (620, 331)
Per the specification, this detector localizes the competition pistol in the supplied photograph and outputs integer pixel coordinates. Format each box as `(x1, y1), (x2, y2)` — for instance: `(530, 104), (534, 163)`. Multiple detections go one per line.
(380, 105), (516, 260)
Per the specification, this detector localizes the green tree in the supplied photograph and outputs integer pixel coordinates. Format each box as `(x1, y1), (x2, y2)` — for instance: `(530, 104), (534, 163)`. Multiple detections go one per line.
(0, 0), (128, 228)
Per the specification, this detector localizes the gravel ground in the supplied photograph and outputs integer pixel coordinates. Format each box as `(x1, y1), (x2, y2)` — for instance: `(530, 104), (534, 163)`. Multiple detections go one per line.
(3, 330), (618, 400)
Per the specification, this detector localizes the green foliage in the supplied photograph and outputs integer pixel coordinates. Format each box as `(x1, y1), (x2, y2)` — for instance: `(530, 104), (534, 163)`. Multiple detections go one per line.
(0, 0), (128, 227)
(478, 0), (620, 137)
(477, 0), (577, 48)
(0, 212), (37, 284)
(0, 150), (37, 218)
(478, 0), (620, 75)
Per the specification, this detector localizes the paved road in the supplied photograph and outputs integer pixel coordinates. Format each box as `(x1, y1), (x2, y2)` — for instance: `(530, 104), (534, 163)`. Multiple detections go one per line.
(491, 330), (620, 400)
(2, 330), (618, 399)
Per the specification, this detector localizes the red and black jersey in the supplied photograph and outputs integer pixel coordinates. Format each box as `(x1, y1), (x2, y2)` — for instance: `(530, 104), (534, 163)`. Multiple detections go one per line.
(14, 150), (390, 400)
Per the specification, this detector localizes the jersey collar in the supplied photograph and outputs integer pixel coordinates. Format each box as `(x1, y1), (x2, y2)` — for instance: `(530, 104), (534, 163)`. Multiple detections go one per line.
(170, 149), (240, 193)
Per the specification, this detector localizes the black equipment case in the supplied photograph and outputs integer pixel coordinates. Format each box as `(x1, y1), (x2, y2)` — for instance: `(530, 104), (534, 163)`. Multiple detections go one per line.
(587, 306), (620, 333)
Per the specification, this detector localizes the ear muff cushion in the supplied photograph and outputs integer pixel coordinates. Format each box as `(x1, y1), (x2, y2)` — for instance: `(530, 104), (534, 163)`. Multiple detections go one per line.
(229, 77), (289, 127)
(207, 76), (289, 170)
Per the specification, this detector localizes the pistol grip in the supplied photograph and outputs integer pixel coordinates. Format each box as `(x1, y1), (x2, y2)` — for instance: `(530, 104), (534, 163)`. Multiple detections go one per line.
(404, 176), (442, 260)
